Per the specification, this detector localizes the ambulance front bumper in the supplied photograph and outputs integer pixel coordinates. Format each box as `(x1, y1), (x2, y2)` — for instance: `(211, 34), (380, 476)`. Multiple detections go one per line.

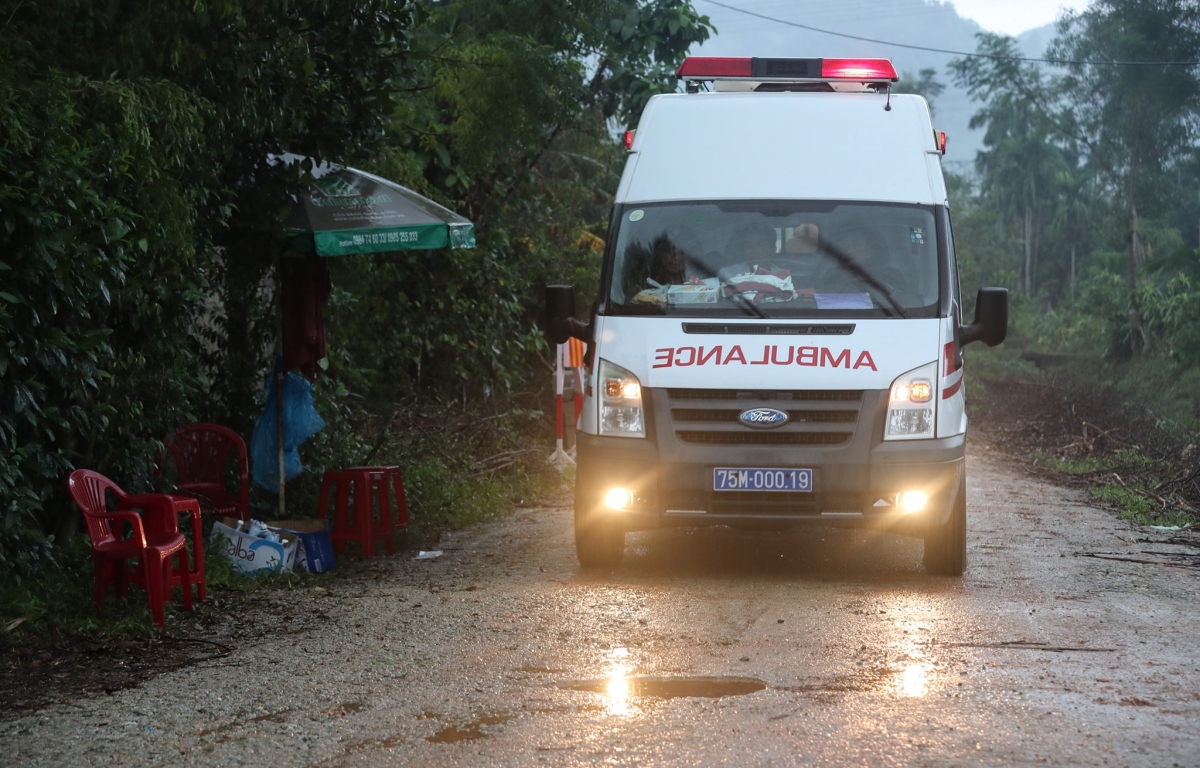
(575, 387), (964, 533)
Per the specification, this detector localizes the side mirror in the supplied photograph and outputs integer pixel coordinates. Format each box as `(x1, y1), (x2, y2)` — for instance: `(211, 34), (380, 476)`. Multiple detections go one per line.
(545, 285), (577, 345)
(960, 287), (1008, 347)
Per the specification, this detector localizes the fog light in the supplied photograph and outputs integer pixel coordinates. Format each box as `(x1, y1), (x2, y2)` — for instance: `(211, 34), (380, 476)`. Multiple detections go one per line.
(899, 491), (927, 513)
(604, 487), (633, 511)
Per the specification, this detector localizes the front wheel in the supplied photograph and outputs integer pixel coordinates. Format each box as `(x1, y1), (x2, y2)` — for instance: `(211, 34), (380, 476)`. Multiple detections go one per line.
(923, 474), (966, 576)
(574, 471), (625, 568)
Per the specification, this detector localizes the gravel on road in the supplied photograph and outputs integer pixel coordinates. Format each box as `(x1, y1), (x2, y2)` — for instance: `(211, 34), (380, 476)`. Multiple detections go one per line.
(5, 449), (1200, 766)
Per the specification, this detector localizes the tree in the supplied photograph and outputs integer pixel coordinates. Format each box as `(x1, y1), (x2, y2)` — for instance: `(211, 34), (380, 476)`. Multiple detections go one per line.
(0, 1), (417, 548)
(951, 35), (1071, 298)
(325, 0), (713, 405)
(1049, 0), (1200, 350)
(894, 67), (946, 116)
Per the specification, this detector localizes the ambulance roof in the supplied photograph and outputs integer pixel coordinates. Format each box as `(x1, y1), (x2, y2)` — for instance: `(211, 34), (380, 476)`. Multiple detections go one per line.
(616, 92), (945, 206)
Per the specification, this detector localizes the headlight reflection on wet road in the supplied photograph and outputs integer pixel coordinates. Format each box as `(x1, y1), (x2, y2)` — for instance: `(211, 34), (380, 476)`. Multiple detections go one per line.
(900, 662), (932, 698)
(892, 611), (937, 699)
(604, 647), (633, 716)
(604, 664), (632, 716)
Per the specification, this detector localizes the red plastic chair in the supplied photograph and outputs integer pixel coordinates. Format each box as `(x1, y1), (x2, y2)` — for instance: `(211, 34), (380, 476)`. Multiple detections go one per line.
(66, 470), (194, 627)
(158, 423), (249, 522)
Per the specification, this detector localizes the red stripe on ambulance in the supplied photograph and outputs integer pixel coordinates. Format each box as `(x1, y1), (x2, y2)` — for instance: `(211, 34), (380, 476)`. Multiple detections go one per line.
(653, 345), (876, 371)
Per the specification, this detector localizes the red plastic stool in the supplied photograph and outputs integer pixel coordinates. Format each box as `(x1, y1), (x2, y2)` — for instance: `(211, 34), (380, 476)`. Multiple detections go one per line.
(318, 467), (408, 558)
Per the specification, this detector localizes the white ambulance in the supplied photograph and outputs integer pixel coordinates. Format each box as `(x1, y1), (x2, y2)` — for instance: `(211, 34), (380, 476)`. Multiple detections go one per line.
(546, 57), (1007, 575)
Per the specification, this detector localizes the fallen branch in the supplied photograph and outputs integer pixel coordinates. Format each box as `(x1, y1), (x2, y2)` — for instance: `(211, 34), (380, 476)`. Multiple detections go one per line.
(937, 640), (1114, 653)
(1075, 551), (1200, 570)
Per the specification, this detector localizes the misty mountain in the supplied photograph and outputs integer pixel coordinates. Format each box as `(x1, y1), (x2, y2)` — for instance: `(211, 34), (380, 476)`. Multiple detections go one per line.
(689, 0), (1066, 170)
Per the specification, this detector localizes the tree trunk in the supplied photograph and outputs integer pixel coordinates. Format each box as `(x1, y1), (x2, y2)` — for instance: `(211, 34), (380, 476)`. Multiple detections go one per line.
(1070, 243), (1076, 305)
(1031, 207), (1039, 299)
(1024, 205), (1033, 294)
(1127, 156), (1142, 357)
(1129, 202), (1141, 295)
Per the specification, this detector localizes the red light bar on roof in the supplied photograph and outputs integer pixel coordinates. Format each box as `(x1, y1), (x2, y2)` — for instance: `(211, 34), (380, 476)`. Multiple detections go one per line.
(677, 57), (753, 79)
(821, 58), (899, 81)
(677, 56), (898, 83)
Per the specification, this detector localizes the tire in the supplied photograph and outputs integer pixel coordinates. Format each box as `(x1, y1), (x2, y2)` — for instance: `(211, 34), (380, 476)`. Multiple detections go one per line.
(574, 472), (625, 568)
(923, 474), (966, 576)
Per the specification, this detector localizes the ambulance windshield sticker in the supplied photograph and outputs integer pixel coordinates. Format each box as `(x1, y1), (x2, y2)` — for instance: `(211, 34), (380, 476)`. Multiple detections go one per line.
(629, 209), (644, 222)
(909, 227), (926, 245)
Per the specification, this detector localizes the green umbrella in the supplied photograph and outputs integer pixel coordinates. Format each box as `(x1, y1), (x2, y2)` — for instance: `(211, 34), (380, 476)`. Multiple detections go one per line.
(279, 152), (475, 256)
(265, 154), (475, 517)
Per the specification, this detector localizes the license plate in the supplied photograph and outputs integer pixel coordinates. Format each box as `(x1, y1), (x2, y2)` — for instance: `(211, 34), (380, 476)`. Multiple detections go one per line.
(713, 467), (813, 492)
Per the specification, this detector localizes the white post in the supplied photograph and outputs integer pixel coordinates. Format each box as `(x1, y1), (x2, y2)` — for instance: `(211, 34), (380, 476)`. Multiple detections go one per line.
(547, 341), (575, 469)
(277, 370), (285, 517)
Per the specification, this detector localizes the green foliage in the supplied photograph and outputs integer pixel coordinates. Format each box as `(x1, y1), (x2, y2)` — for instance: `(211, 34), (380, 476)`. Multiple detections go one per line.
(0, 0), (416, 593)
(0, 534), (155, 644)
(0, 68), (213, 544)
(893, 68), (946, 116)
(950, 0), (1200, 434)
(1, 0), (711, 632)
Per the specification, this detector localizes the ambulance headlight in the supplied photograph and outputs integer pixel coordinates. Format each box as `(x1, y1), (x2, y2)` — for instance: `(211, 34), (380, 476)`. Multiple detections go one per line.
(885, 361), (938, 440)
(598, 359), (646, 438)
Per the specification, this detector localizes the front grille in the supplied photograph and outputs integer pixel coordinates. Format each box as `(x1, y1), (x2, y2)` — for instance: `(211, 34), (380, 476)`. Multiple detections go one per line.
(665, 388), (863, 447)
(667, 389), (863, 402)
(677, 431), (851, 446)
(682, 323), (855, 336)
(664, 491), (866, 517)
(710, 493), (819, 516)
(671, 408), (858, 424)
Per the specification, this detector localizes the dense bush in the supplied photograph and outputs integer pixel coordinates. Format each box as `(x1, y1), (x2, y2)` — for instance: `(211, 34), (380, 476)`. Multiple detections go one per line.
(0, 1), (711, 635)
(0, 0), (416, 582)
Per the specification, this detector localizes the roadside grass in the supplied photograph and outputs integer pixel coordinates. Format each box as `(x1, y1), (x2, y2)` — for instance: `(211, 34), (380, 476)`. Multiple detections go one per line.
(2, 404), (567, 647)
(0, 534), (156, 645)
(1031, 449), (1194, 526)
(1091, 484), (1195, 528)
(969, 341), (1199, 531)
(0, 525), (326, 648)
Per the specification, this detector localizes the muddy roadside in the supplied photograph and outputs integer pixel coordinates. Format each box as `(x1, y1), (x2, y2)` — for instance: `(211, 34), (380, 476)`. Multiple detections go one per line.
(3, 448), (1200, 766)
(1, 372), (1196, 718)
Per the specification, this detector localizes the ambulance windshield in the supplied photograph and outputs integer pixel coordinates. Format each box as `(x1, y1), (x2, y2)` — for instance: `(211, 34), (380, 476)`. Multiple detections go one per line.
(607, 201), (940, 318)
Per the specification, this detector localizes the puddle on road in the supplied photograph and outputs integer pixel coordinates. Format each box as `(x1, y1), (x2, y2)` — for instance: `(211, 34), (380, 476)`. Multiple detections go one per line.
(426, 714), (512, 743)
(560, 675), (767, 700)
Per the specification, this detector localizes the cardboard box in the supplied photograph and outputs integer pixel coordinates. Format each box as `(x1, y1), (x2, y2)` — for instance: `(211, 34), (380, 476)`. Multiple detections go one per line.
(667, 281), (719, 304)
(265, 519), (336, 574)
(211, 520), (297, 575)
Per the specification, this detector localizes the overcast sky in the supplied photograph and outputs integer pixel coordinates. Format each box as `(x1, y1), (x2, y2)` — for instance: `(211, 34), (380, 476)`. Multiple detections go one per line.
(949, 0), (1091, 36)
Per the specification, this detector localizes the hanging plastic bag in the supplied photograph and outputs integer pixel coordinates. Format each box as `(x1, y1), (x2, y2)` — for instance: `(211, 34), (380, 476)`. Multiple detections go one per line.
(251, 360), (326, 492)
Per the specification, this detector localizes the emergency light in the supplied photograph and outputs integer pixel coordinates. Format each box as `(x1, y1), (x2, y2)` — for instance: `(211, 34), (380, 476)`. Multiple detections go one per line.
(677, 57), (899, 84)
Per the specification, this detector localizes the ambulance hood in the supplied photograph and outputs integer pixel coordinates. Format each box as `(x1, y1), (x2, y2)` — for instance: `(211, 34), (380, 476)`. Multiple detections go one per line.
(618, 93), (945, 206)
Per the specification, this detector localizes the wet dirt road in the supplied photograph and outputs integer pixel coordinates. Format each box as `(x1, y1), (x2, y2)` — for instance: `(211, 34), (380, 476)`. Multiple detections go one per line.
(5, 450), (1200, 766)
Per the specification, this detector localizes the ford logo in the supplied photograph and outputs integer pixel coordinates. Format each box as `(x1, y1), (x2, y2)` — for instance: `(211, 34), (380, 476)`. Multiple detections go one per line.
(738, 408), (789, 429)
